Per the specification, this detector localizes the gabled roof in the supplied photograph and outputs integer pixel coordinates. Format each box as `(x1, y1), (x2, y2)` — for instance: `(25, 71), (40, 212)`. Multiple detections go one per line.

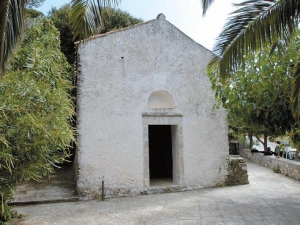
(75, 13), (212, 53)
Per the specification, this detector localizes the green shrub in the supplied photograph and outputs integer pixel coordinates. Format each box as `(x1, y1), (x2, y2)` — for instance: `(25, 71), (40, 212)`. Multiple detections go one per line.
(0, 19), (74, 223)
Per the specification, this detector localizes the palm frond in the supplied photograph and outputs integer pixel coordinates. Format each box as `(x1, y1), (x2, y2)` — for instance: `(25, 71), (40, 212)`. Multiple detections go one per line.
(208, 0), (300, 80)
(0, 0), (28, 76)
(292, 61), (300, 118)
(269, 28), (291, 56)
(201, 0), (215, 15)
(69, 0), (120, 41)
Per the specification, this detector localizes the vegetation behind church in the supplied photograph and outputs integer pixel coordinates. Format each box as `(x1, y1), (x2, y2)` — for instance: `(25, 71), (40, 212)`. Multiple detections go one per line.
(48, 5), (143, 64)
(208, 33), (300, 151)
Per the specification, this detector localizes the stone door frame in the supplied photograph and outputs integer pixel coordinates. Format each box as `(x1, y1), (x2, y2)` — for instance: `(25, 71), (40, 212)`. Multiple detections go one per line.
(142, 113), (184, 188)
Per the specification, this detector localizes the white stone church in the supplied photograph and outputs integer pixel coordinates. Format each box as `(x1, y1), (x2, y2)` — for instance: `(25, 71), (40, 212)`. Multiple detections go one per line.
(75, 14), (229, 198)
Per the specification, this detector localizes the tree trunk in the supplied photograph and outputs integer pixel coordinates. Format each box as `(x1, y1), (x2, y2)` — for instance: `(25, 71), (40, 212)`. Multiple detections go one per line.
(263, 133), (268, 152)
(249, 133), (253, 149)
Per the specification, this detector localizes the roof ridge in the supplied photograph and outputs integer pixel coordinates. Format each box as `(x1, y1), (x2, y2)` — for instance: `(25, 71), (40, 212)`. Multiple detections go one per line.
(75, 14), (165, 45)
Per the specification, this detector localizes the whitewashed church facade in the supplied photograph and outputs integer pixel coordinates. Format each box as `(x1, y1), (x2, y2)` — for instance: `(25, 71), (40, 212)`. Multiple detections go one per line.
(75, 14), (229, 198)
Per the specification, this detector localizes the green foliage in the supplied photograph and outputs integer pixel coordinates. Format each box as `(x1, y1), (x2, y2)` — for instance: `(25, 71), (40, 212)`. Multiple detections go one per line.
(0, 0), (27, 75)
(289, 125), (300, 161)
(26, 8), (44, 18)
(26, 0), (45, 8)
(208, 35), (300, 149)
(203, 1), (300, 117)
(272, 164), (281, 173)
(69, 0), (120, 41)
(0, 181), (14, 223)
(48, 5), (143, 64)
(47, 5), (76, 64)
(207, 1), (300, 82)
(100, 8), (143, 33)
(289, 121), (300, 150)
(228, 128), (237, 140)
(269, 136), (275, 142)
(0, 19), (74, 223)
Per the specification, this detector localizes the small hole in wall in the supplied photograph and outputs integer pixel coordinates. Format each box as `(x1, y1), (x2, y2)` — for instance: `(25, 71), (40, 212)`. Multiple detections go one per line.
(121, 56), (124, 59)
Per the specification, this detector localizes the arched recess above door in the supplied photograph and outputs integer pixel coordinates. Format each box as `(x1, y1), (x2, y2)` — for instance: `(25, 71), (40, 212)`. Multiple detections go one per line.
(147, 90), (175, 109)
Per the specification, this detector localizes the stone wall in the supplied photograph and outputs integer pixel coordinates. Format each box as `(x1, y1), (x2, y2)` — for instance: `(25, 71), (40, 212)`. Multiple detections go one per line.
(225, 156), (249, 186)
(240, 149), (300, 180)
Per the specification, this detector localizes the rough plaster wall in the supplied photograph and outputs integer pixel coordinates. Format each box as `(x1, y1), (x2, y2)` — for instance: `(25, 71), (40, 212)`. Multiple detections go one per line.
(76, 17), (229, 197)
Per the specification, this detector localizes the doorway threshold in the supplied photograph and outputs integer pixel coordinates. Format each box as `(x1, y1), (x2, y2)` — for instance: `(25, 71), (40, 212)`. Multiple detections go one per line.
(150, 179), (174, 187)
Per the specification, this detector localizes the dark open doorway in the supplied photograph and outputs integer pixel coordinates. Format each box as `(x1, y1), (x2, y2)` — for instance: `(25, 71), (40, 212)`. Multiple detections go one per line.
(149, 125), (173, 186)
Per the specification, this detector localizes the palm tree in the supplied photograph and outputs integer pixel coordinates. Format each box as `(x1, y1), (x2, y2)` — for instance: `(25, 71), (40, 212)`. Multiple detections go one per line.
(202, 0), (300, 116)
(201, 0), (215, 15)
(69, 0), (120, 40)
(0, 0), (120, 76)
(0, 0), (28, 76)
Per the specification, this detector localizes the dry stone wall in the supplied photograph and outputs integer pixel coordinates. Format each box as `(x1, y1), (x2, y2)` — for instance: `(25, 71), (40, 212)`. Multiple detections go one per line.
(225, 156), (249, 186)
(240, 149), (300, 180)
